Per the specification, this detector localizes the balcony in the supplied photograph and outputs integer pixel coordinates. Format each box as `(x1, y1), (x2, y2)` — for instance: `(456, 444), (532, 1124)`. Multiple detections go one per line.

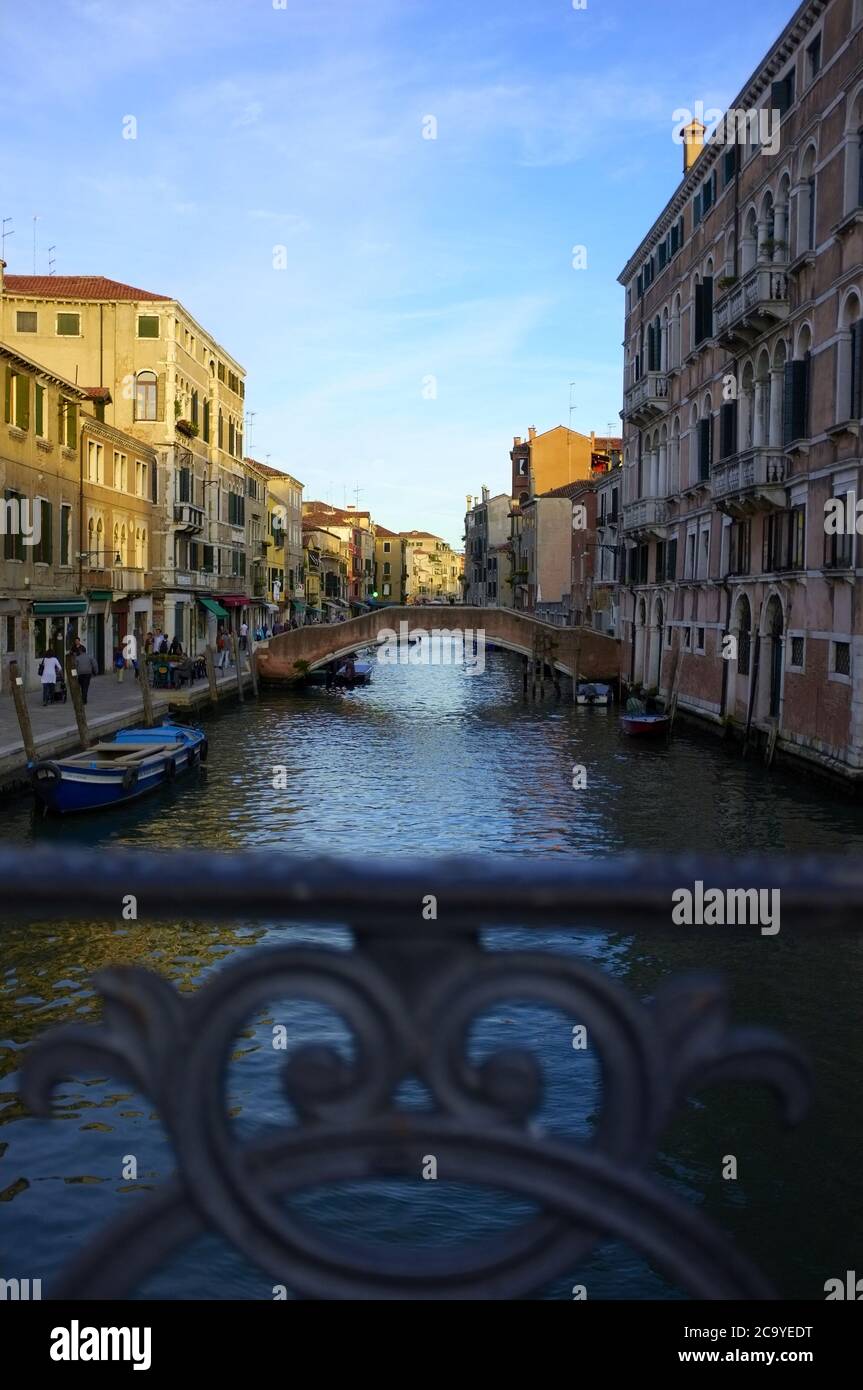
(714, 264), (789, 350)
(623, 371), (669, 426)
(622, 497), (668, 539)
(173, 502), (206, 533)
(711, 449), (786, 516)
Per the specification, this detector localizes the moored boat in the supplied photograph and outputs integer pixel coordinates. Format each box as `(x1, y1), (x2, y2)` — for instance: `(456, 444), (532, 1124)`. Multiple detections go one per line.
(620, 713), (670, 738)
(333, 659), (373, 688)
(28, 722), (207, 815)
(576, 682), (613, 706)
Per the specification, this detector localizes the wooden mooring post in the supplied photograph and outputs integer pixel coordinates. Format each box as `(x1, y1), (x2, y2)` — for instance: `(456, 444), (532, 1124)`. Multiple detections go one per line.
(8, 660), (36, 763)
(248, 642), (260, 699)
(231, 634), (245, 703)
(204, 646), (219, 708)
(139, 661), (157, 727)
(65, 652), (91, 749)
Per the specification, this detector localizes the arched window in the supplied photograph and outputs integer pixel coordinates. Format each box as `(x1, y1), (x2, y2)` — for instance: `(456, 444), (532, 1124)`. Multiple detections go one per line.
(837, 291), (862, 423)
(135, 371), (157, 421)
(95, 517), (104, 566)
(87, 516), (95, 569)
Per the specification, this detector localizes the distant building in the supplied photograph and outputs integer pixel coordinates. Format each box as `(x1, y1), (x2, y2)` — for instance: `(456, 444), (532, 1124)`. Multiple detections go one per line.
(374, 526), (406, 603)
(463, 487), (512, 606)
(511, 425), (622, 502)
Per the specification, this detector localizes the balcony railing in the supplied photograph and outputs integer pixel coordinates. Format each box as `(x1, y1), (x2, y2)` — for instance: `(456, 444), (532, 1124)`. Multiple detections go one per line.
(711, 449), (786, 515)
(622, 497), (668, 535)
(623, 371), (669, 426)
(7, 848), (831, 1300)
(714, 264), (789, 349)
(174, 502), (206, 532)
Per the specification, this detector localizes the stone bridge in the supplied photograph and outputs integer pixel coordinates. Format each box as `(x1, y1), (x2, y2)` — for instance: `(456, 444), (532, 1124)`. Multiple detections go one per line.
(255, 606), (620, 685)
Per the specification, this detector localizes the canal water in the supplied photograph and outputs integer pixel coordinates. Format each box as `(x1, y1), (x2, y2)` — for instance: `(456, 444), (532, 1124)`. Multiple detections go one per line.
(1, 649), (860, 1298)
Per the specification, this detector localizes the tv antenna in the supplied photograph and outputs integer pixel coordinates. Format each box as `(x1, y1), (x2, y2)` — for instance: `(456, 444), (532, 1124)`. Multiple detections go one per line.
(48, 245), (56, 276)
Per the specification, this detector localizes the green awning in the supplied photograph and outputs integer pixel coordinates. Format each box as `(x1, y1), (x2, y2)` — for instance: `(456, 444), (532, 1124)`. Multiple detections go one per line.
(86, 590), (112, 602)
(33, 599), (88, 615)
(198, 596), (229, 619)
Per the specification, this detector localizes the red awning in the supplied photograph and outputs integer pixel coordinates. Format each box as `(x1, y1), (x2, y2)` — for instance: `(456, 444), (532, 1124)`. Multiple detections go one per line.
(215, 596), (249, 608)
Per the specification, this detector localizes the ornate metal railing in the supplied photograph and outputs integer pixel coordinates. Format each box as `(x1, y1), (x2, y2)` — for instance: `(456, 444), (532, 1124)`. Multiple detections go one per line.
(5, 849), (856, 1300)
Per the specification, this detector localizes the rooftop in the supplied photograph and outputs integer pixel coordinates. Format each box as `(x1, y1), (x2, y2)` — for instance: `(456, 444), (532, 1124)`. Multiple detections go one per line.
(4, 274), (170, 302)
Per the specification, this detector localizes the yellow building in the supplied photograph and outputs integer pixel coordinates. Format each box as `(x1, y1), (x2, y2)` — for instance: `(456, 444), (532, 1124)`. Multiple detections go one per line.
(251, 462), (304, 621)
(399, 531), (462, 602)
(302, 523), (346, 620)
(1, 341), (157, 688)
(373, 526), (406, 603)
(0, 266), (248, 653)
(510, 426), (622, 501)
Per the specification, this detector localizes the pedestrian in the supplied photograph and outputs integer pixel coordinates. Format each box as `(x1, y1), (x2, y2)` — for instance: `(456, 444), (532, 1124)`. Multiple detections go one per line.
(169, 634), (182, 656)
(114, 646), (127, 683)
(216, 630), (228, 672)
(240, 620), (249, 652)
(39, 651), (63, 705)
(144, 631), (154, 656)
(75, 646), (98, 704)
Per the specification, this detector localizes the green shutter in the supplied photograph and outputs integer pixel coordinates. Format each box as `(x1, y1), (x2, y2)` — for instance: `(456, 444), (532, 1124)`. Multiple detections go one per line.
(16, 374), (29, 430)
(67, 402), (77, 448)
(4, 367), (11, 424)
(35, 383), (44, 437)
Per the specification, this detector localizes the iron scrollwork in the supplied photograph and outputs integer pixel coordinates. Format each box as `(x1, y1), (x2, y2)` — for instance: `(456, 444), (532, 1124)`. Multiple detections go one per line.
(10, 850), (819, 1299)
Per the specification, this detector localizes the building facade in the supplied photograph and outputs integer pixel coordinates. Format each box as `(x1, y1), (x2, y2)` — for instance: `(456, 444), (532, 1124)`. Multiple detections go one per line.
(0, 270), (249, 655)
(618, 0), (863, 777)
(463, 488), (512, 606)
(374, 526), (407, 603)
(1, 342), (157, 688)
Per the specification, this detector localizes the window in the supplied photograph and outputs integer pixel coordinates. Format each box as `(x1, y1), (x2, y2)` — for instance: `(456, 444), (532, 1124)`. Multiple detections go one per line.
(694, 277), (714, 345)
(137, 315), (160, 338)
(784, 354), (811, 444)
(151, 462), (159, 505)
(56, 312), (80, 336)
(10, 371), (29, 430)
(16, 311), (37, 333)
(191, 390), (199, 428)
(729, 519), (751, 575)
(60, 504), (71, 566)
(833, 641), (851, 677)
(135, 371), (158, 421)
(764, 506), (806, 571)
(113, 451), (128, 491)
(790, 635), (805, 668)
(719, 400), (737, 459)
(202, 399), (210, 443)
(32, 499), (52, 563)
(695, 626), (706, 653)
(87, 440), (104, 484)
(4, 615), (15, 654)
(655, 541), (666, 583)
(723, 147), (738, 188)
(805, 34), (821, 85)
(824, 508), (854, 568)
(383, 561), (391, 576)
(383, 541), (391, 553)
(698, 416), (712, 479)
(771, 72), (795, 118)
(3, 489), (24, 560)
(58, 398), (77, 448)
(34, 383), (45, 437)
(666, 536), (678, 580)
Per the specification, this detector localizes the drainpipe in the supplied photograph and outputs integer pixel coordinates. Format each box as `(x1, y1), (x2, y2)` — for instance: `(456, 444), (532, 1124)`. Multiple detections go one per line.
(78, 420), (84, 596)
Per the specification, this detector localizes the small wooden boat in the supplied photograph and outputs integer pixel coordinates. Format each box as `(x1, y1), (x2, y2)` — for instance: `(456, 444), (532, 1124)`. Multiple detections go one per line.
(333, 660), (372, 689)
(620, 713), (670, 738)
(576, 682), (613, 706)
(28, 722), (207, 814)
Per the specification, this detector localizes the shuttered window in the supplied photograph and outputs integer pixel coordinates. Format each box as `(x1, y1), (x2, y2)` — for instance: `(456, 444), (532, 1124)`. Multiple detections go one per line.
(698, 417), (712, 480)
(137, 315), (159, 338)
(771, 73), (795, 118)
(851, 321), (863, 418)
(60, 504), (71, 566)
(719, 400), (738, 459)
(666, 537), (678, 581)
(35, 383), (44, 437)
(783, 356), (810, 443)
(694, 278), (713, 345)
(33, 499), (52, 563)
(56, 313), (80, 336)
(202, 399), (210, 443)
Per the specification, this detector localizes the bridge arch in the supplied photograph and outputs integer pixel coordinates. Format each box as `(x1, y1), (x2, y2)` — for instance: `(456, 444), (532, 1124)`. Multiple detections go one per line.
(255, 607), (620, 684)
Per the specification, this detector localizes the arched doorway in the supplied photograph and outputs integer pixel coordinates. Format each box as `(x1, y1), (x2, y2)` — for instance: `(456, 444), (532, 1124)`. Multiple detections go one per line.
(733, 594), (752, 721)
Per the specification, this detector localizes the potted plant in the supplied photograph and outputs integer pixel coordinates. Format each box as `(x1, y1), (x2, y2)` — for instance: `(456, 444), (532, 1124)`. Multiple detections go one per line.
(716, 274), (737, 291)
(176, 419), (199, 438)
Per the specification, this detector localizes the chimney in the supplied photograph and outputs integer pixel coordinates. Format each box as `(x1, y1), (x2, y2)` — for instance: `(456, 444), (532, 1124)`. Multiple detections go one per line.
(528, 426), (536, 442)
(466, 495), (472, 512)
(590, 430), (595, 450)
(513, 436), (521, 448)
(0, 259), (5, 294)
(481, 485), (489, 503)
(681, 118), (706, 174)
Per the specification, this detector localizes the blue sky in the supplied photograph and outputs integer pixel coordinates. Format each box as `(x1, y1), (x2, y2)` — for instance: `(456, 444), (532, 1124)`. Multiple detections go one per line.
(2, 0), (799, 546)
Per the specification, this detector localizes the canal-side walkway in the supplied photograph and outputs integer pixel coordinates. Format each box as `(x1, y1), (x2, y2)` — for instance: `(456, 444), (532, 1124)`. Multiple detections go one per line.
(0, 666), (254, 793)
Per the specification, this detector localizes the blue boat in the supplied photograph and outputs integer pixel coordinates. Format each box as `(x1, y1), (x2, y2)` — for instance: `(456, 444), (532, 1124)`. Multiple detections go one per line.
(27, 722), (208, 815)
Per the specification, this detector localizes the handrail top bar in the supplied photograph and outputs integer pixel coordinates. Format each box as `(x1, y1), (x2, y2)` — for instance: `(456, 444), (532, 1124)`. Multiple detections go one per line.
(1, 849), (861, 926)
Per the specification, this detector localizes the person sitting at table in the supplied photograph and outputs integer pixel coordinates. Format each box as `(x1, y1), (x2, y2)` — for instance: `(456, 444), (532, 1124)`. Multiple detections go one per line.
(169, 635), (183, 656)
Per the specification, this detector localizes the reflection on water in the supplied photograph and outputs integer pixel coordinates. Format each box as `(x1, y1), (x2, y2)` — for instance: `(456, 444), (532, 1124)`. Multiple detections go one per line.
(1, 652), (861, 1298)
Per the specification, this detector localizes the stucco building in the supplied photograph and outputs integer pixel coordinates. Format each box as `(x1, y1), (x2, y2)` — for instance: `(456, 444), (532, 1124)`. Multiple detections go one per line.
(618, 0), (863, 779)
